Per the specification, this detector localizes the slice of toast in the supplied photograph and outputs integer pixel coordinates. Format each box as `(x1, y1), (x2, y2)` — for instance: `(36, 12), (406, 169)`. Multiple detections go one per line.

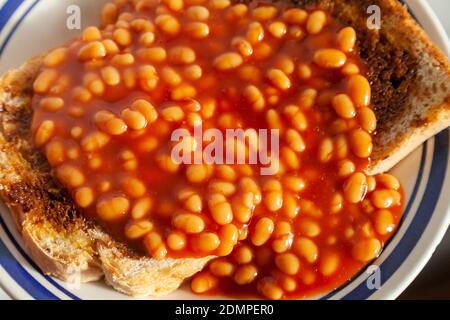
(0, 0), (449, 298)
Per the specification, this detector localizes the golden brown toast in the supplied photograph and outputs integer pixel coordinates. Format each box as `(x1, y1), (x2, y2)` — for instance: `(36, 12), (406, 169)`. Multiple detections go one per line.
(0, 0), (449, 298)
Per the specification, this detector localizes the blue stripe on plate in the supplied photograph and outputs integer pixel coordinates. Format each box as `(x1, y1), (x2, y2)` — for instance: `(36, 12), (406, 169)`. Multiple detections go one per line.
(0, 216), (81, 300)
(0, 0), (39, 56)
(0, 0), (24, 32)
(0, 233), (58, 300)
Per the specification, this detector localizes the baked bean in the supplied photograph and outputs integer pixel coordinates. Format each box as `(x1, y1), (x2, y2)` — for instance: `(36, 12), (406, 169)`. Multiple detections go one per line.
(306, 10), (326, 34)
(74, 187), (94, 208)
(171, 83), (197, 100)
(209, 0), (231, 10)
(216, 165), (237, 182)
(337, 27), (356, 52)
(376, 174), (400, 190)
(185, 22), (210, 38)
(111, 53), (135, 66)
(101, 66), (121, 86)
(314, 49), (347, 69)
(284, 105), (308, 131)
(341, 62), (360, 76)
(169, 46), (196, 65)
(210, 258), (235, 277)
(267, 68), (291, 91)
(343, 172), (368, 203)
(357, 107), (377, 132)
(272, 233), (293, 253)
(209, 180), (236, 196)
(332, 94), (355, 119)
(173, 213), (205, 233)
(72, 86), (92, 103)
(293, 237), (319, 263)
(124, 220), (153, 239)
(297, 63), (312, 80)
(371, 189), (401, 209)
(33, 69), (58, 94)
(224, 3), (247, 21)
(251, 217), (274, 246)
(131, 99), (158, 123)
(367, 176), (377, 193)
(138, 47), (167, 63)
(191, 272), (218, 293)
(44, 48), (68, 67)
(143, 231), (168, 259)
(298, 88), (317, 109)
(275, 253), (300, 275)
(78, 41), (106, 61)
(216, 223), (239, 256)
(113, 28), (133, 47)
(183, 64), (203, 80)
(191, 232), (221, 252)
(155, 14), (180, 36)
(268, 21), (287, 38)
(156, 151), (180, 173)
(94, 110), (127, 135)
(298, 218), (321, 237)
(234, 264), (258, 285)
(252, 5), (277, 21)
(167, 231), (187, 250)
(213, 52), (243, 71)
(281, 193), (299, 219)
(283, 8), (308, 24)
(131, 196), (153, 219)
(234, 245), (253, 264)
(319, 252), (340, 276)
(348, 128), (373, 158)
(374, 209), (395, 235)
(186, 164), (211, 183)
(163, 0), (184, 11)
(131, 18), (155, 32)
(139, 32), (155, 46)
(246, 22), (264, 44)
(282, 176), (305, 193)
(208, 193), (233, 225)
(186, 5), (209, 20)
(257, 277), (283, 300)
(348, 75), (371, 107)
(288, 25), (305, 40)
(281, 146), (300, 170)
(121, 108), (147, 130)
(318, 138), (334, 163)
(40, 97), (64, 112)
(238, 65), (262, 82)
(101, 3), (118, 25)
(82, 26), (102, 42)
(266, 109), (284, 131)
(352, 238), (381, 262)
(45, 139), (65, 166)
(337, 160), (355, 178)
(161, 105), (185, 122)
(34, 120), (55, 146)
(232, 37), (253, 58)
(96, 195), (130, 221)
(285, 129), (305, 153)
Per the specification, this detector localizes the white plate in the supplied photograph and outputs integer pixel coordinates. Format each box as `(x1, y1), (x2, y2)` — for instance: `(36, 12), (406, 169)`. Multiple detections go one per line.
(0, 0), (449, 300)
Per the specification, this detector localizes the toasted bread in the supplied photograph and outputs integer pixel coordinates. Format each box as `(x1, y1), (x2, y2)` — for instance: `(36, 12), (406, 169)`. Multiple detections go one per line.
(0, 0), (449, 298)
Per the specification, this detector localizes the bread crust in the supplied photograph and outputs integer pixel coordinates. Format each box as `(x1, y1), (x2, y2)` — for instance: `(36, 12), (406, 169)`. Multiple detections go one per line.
(0, 0), (448, 298)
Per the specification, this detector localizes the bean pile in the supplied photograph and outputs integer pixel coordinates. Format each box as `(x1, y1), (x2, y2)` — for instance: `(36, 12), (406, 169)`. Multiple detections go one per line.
(31, 0), (404, 299)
